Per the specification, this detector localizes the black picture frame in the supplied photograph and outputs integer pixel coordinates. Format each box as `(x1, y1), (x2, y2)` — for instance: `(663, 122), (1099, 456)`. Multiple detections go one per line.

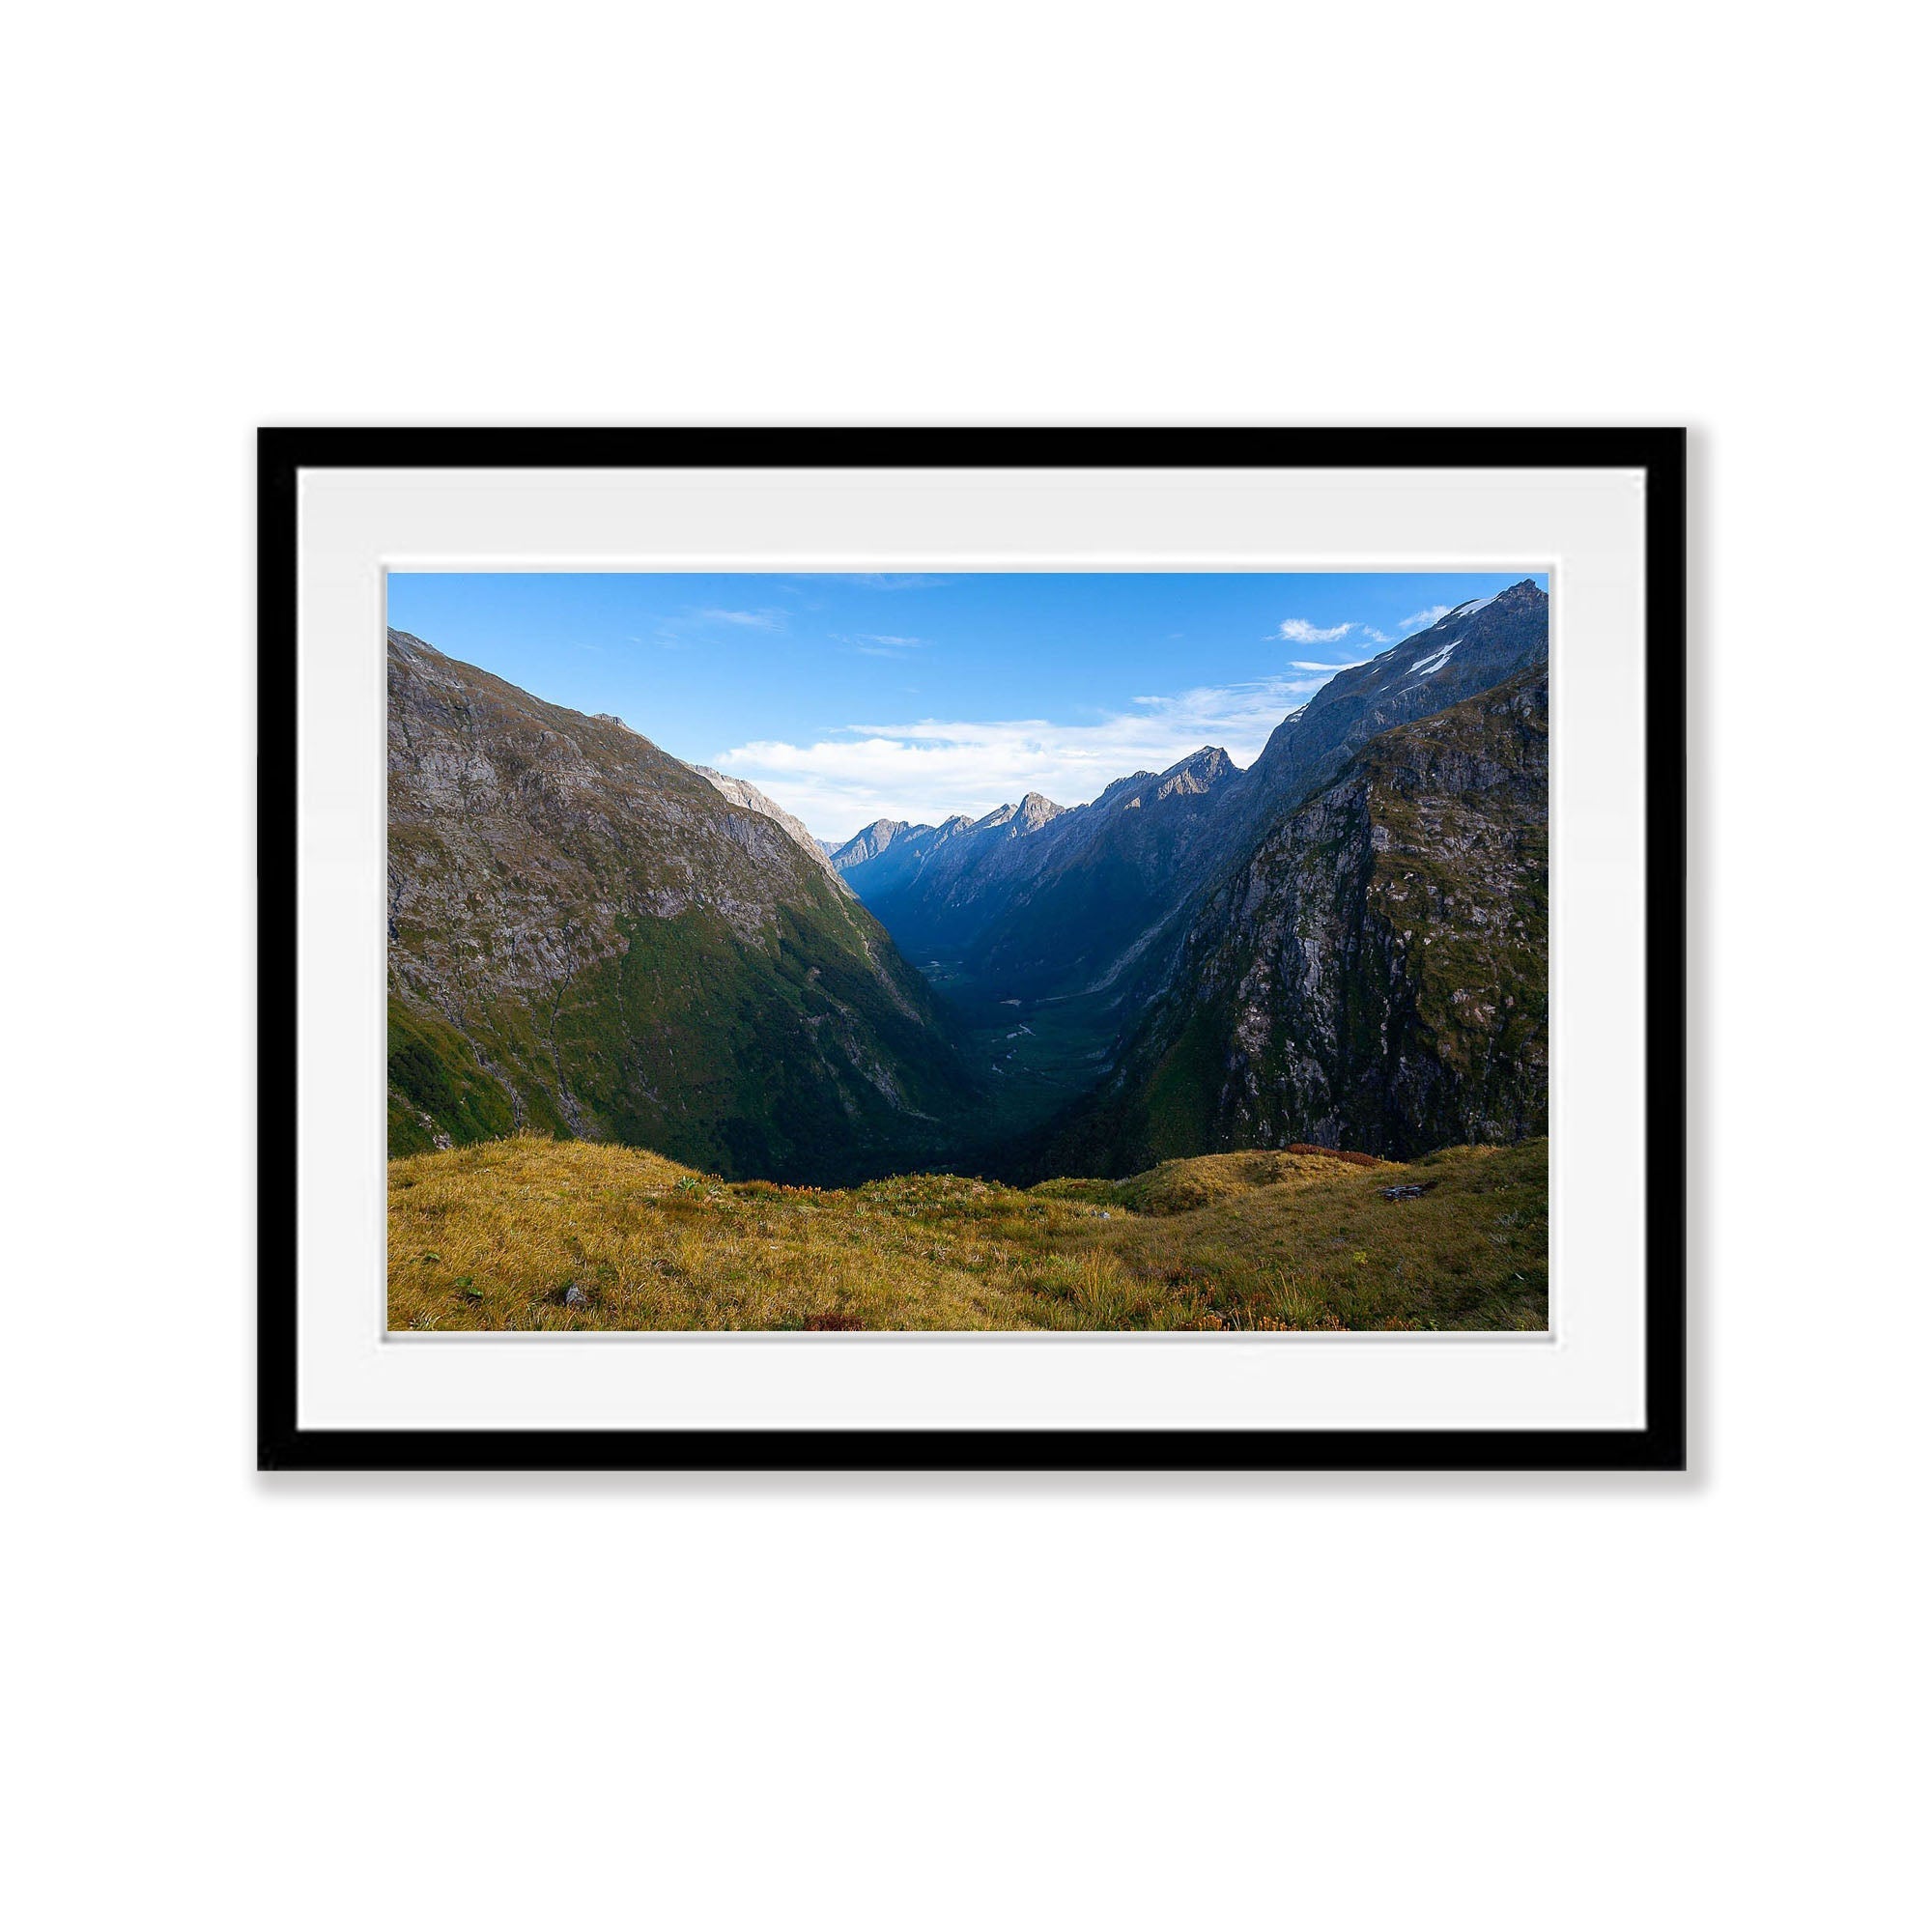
(258, 427), (1686, 1473)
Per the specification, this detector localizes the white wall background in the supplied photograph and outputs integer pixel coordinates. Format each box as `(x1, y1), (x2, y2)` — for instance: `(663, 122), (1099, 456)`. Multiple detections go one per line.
(4, 4), (1924, 1927)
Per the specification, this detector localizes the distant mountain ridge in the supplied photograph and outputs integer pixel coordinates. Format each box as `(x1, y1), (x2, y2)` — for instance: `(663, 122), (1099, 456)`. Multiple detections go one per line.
(829, 745), (1238, 994)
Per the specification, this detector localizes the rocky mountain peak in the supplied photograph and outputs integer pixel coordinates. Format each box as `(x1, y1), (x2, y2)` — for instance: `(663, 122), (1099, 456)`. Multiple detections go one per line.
(830, 818), (912, 868)
(1153, 745), (1235, 801)
(974, 791), (1065, 835)
(1426, 578), (1546, 632)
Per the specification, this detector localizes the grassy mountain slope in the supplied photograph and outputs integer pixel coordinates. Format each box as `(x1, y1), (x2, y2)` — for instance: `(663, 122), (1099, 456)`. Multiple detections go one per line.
(386, 630), (978, 1183)
(1036, 665), (1549, 1175)
(388, 1132), (1548, 1332)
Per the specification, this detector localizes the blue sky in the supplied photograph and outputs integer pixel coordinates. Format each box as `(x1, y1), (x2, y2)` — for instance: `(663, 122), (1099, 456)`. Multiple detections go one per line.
(386, 571), (1547, 844)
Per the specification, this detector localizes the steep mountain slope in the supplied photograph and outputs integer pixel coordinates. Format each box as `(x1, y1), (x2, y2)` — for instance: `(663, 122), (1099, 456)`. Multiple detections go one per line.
(695, 765), (850, 893)
(1218, 580), (1549, 853)
(386, 630), (977, 1183)
(1034, 665), (1549, 1175)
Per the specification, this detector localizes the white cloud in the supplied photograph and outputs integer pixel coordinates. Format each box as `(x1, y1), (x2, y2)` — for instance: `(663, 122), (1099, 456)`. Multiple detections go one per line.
(695, 608), (784, 629)
(1276, 617), (1355, 643)
(1364, 606), (1455, 645)
(1397, 604), (1453, 633)
(1288, 658), (1370, 671)
(714, 675), (1324, 843)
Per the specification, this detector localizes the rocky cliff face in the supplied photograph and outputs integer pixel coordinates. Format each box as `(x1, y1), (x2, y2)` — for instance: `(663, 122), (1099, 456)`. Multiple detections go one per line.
(1035, 666), (1549, 1174)
(695, 765), (851, 893)
(386, 631), (976, 1182)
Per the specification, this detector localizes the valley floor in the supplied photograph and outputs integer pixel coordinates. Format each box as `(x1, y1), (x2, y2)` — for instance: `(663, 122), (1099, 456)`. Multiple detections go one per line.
(387, 1135), (1548, 1332)
(913, 953), (1122, 1151)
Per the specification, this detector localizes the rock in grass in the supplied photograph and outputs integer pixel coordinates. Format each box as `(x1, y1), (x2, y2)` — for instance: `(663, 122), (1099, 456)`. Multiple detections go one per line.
(563, 1283), (592, 1310)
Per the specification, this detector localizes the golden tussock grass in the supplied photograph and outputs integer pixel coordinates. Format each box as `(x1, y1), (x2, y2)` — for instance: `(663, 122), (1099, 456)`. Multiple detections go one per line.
(387, 1134), (1548, 1333)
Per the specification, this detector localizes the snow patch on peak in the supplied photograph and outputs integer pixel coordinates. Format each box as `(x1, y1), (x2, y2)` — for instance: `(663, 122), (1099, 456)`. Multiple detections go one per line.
(1407, 639), (1460, 678)
(1441, 590), (1498, 625)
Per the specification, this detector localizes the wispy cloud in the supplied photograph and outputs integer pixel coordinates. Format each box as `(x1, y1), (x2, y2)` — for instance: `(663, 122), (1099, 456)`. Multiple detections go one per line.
(1365, 604), (1454, 645)
(1288, 658), (1370, 671)
(714, 675), (1327, 842)
(695, 607), (784, 629)
(1277, 617), (1355, 644)
(642, 605), (790, 649)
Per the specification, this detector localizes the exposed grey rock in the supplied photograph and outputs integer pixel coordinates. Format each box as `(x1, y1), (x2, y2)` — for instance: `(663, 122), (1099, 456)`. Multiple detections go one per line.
(694, 766), (850, 894)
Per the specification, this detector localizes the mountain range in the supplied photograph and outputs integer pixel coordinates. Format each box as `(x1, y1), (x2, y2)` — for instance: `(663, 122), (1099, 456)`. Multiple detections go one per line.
(387, 582), (1549, 1182)
(832, 748), (1236, 1001)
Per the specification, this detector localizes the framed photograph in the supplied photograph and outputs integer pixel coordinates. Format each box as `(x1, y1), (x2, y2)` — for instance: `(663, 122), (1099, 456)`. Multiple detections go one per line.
(260, 428), (1685, 1470)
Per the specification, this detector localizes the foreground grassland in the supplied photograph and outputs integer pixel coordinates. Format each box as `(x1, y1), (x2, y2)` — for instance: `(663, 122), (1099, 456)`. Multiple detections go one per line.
(388, 1134), (1548, 1332)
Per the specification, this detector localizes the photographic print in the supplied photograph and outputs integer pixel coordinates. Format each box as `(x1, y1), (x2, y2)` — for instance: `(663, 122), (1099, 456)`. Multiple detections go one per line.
(385, 568), (1551, 1335)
